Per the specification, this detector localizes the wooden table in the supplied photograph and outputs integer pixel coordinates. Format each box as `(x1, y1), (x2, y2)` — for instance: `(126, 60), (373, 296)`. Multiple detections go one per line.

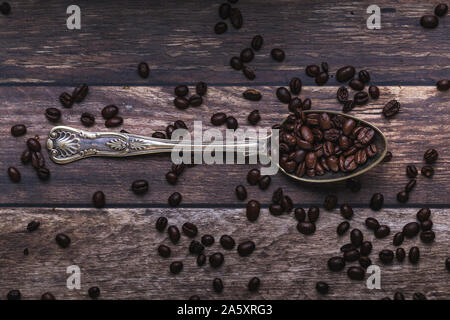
(1, 0), (449, 300)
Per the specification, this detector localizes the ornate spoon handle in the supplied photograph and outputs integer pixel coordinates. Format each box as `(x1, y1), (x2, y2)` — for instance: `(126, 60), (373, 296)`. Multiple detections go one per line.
(47, 126), (263, 164)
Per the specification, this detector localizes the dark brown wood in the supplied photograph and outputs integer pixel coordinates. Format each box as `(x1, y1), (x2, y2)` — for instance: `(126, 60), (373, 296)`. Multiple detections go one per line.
(0, 0), (448, 85)
(0, 207), (448, 300)
(1, 86), (449, 206)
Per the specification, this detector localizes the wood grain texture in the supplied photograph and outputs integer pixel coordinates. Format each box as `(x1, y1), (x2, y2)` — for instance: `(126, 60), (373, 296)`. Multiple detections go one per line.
(0, 0), (448, 85)
(0, 207), (448, 300)
(1, 85), (449, 206)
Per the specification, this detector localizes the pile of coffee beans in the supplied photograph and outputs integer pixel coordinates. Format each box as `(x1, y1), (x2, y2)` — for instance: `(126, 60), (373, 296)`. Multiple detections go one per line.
(279, 111), (379, 178)
(229, 36), (260, 80)
(59, 84), (89, 108)
(420, 3), (448, 29)
(173, 82), (207, 110)
(215, 2), (243, 34)
(305, 62), (329, 86)
(211, 112), (238, 129)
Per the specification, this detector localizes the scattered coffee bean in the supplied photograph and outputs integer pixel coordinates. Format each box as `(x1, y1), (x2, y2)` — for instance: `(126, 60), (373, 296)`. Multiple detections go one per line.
(360, 241), (372, 256)
(174, 85), (189, 97)
(0, 2), (11, 15)
(230, 8), (243, 29)
(197, 254), (206, 266)
(424, 148), (438, 164)
(45, 108), (61, 122)
(383, 99), (400, 117)
(92, 191), (105, 208)
(336, 65), (356, 83)
(55, 233), (71, 248)
(436, 79), (450, 91)
(213, 278), (224, 293)
(358, 70), (370, 83)
(251, 35), (263, 51)
(174, 97), (190, 110)
(240, 48), (254, 63)
(375, 225), (390, 238)
(105, 116), (123, 128)
(397, 191), (409, 203)
(258, 175), (271, 190)
(209, 252), (224, 268)
(211, 112), (227, 126)
(350, 229), (363, 247)
(315, 72), (329, 86)
(417, 207), (431, 222)
(342, 100), (355, 113)
(393, 292), (405, 300)
(323, 195), (338, 211)
(328, 257), (345, 271)
(341, 243), (356, 253)
(168, 192), (182, 206)
(406, 165), (418, 178)
(182, 222), (198, 238)
(281, 196), (293, 213)
(409, 246), (420, 264)
(170, 261), (183, 274)
(155, 217), (168, 232)
(80, 112), (95, 127)
(344, 249), (360, 262)
(246, 200), (260, 222)
(189, 240), (204, 255)
(21, 150), (31, 164)
(294, 208), (306, 222)
(315, 282), (329, 295)
(27, 138), (41, 152)
(72, 84), (89, 103)
(379, 249), (394, 264)
(248, 110), (261, 125)
(307, 206), (320, 223)
(365, 217), (380, 230)
(368, 85), (380, 99)
(168, 226), (180, 244)
(226, 116), (238, 129)
(289, 77), (302, 95)
(59, 92), (73, 108)
(276, 87), (291, 103)
(6, 290), (21, 300)
(247, 168), (261, 185)
(248, 277), (260, 292)
(420, 230), (435, 243)
(31, 152), (45, 169)
(354, 91), (369, 105)
(396, 248), (406, 262)
(370, 193), (384, 211)
(243, 89), (261, 101)
(271, 48), (285, 62)
(337, 221), (350, 236)
(421, 220), (433, 231)
(27, 220), (40, 232)
(7, 167), (20, 182)
(305, 65), (320, 77)
(242, 65), (256, 80)
(336, 86), (349, 103)
(421, 165), (434, 178)
(214, 21), (228, 34)
(237, 240), (255, 257)
(138, 62), (150, 78)
(220, 235), (235, 250)
(158, 245), (171, 258)
(41, 292), (55, 300)
(88, 287), (100, 299)
(435, 3), (448, 17)
(420, 15), (439, 29)
(230, 57), (243, 70)
(403, 222), (420, 238)
(359, 256), (372, 269)
(349, 79), (365, 91)
(321, 62), (329, 73)
(413, 292), (427, 300)
(201, 235), (215, 246)
(302, 98), (312, 110)
(37, 167), (50, 180)
(297, 222), (316, 235)
(189, 94), (203, 107)
(340, 204), (354, 219)
(347, 266), (365, 280)
(235, 185), (247, 201)
(393, 232), (404, 246)
(218, 3), (231, 19)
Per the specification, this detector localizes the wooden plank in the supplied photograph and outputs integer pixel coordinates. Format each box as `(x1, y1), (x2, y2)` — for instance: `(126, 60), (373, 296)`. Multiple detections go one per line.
(0, 0), (448, 84)
(0, 207), (448, 300)
(2, 85), (449, 206)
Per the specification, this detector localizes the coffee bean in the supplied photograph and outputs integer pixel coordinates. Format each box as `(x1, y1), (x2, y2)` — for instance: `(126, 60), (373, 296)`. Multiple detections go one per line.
(219, 3), (231, 19)
(0, 2), (11, 15)
(168, 225), (180, 244)
(337, 221), (350, 236)
(173, 97), (189, 110)
(174, 85), (189, 97)
(248, 277), (260, 292)
(44, 108), (61, 122)
(189, 240), (204, 255)
(396, 248), (406, 262)
(168, 192), (182, 206)
(354, 91), (369, 105)
(421, 220), (433, 231)
(87, 287), (100, 299)
(375, 225), (390, 238)
(358, 70), (370, 83)
(7, 167), (20, 182)
(165, 172), (178, 185)
(379, 249), (394, 264)
(393, 292), (405, 300)
(242, 65), (256, 80)
(403, 222), (420, 238)
(368, 85), (380, 99)
(323, 195), (337, 211)
(315, 72), (329, 86)
(370, 193), (384, 211)
(349, 79), (365, 91)
(59, 92), (73, 108)
(409, 246), (420, 264)
(235, 185), (247, 201)
(417, 207), (431, 222)
(80, 112), (95, 127)
(289, 77), (302, 95)
(340, 204), (354, 220)
(383, 100), (400, 117)
(211, 112), (227, 126)
(258, 175), (271, 190)
(359, 256), (372, 269)
(382, 151), (392, 162)
(92, 191), (105, 208)
(360, 241), (372, 256)
(230, 56), (243, 70)
(249, 34), (264, 51)
(347, 266), (365, 280)
(302, 98), (312, 110)
(105, 116), (123, 128)
(397, 191), (409, 203)
(27, 138), (41, 152)
(420, 15), (439, 29)
(406, 165), (418, 178)
(328, 257), (345, 271)
(247, 168), (261, 185)
(243, 89), (262, 101)
(225, 116), (238, 130)
(27, 220), (40, 232)
(196, 253), (206, 266)
(420, 230), (435, 243)
(297, 222), (316, 235)
(336, 66), (355, 83)
(342, 100), (355, 113)
(246, 200), (260, 222)
(240, 48), (254, 63)
(11, 124), (27, 138)
(294, 208), (306, 222)
(341, 243), (356, 253)
(344, 249), (360, 262)
(170, 261), (183, 274)
(201, 235), (215, 246)
(350, 229), (363, 247)
(230, 8), (243, 29)
(171, 163), (185, 176)
(158, 244), (171, 258)
(346, 178), (361, 192)
(421, 165), (434, 178)
(276, 87), (291, 103)
(435, 3), (448, 17)
(220, 235), (235, 250)
(55, 233), (71, 248)
(21, 150), (31, 164)
(413, 292), (427, 300)
(237, 240), (255, 257)
(31, 152), (45, 169)
(41, 292), (55, 300)
(155, 217), (168, 232)
(174, 120), (187, 131)
(436, 79), (450, 91)
(248, 110), (261, 125)
(138, 62), (150, 78)
(72, 84), (89, 103)
(6, 290), (21, 300)
(269, 203), (283, 216)
(305, 65), (320, 77)
(424, 148), (438, 164)
(182, 222), (198, 238)
(445, 257), (450, 271)
(36, 167), (50, 180)
(188, 94), (202, 107)
(336, 86), (349, 103)
(393, 232), (404, 246)
(209, 252), (224, 268)
(315, 282), (329, 295)
(165, 125), (175, 139)
(271, 48), (285, 62)
(214, 21), (228, 34)
(213, 278), (224, 293)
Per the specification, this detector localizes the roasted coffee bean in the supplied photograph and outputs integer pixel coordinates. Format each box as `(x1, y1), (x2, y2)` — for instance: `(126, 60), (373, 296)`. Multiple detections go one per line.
(243, 89), (262, 101)
(397, 191), (409, 203)
(342, 100), (355, 113)
(248, 110), (261, 125)
(409, 247), (420, 264)
(403, 222), (420, 238)
(340, 243), (356, 253)
(368, 85), (380, 99)
(182, 222), (198, 238)
(165, 125), (175, 139)
(424, 148), (438, 164)
(174, 97), (190, 109)
(11, 124), (27, 137)
(336, 86), (349, 103)
(349, 79), (365, 91)
(240, 48), (254, 63)
(258, 175), (271, 190)
(168, 226), (180, 244)
(230, 56), (243, 70)
(324, 195), (338, 211)
(393, 232), (404, 246)
(436, 79), (450, 91)
(315, 72), (329, 86)
(168, 192), (182, 206)
(209, 252), (224, 268)
(235, 185), (247, 200)
(421, 165), (434, 178)
(421, 220), (433, 231)
(105, 116), (123, 128)
(417, 207), (431, 222)
(173, 120), (187, 130)
(219, 3), (231, 19)
(31, 152), (45, 169)
(27, 138), (41, 152)
(359, 256), (372, 269)
(100, 106), (118, 121)
(337, 221), (350, 236)
(344, 249), (360, 262)
(375, 225), (390, 238)
(383, 100), (400, 117)
(131, 179), (149, 195)
(174, 85), (189, 97)
(87, 287), (100, 299)
(271, 48), (285, 62)
(302, 98), (312, 110)
(370, 193), (384, 211)
(340, 204), (354, 220)
(281, 196), (293, 213)
(27, 220), (40, 232)
(189, 94), (203, 107)
(6, 290), (21, 300)
(320, 62), (329, 73)
(189, 240), (204, 255)
(170, 261), (183, 274)
(297, 222), (316, 235)
(360, 241), (372, 256)
(435, 3), (448, 17)
(230, 8), (243, 29)
(346, 178), (361, 192)
(307, 206), (320, 222)
(237, 240), (255, 257)
(80, 112), (95, 127)
(276, 87), (291, 103)
(213, 278), (224, 293)
(354, 91), (369, 105)
(0, 2), (11, 15)
(226, 116), (238, 129)
(158, 244), (171, 258)
(194, 82), (208, 97)
(396, 248), (406, 262)
(328, 257), (345, 271)
(315, 282), (329, 295)
(171, 163), (185, 176)
(288, 98), (302, 112)
(336, 66), (355, 83)
(220, 235), (235, 250)
(155, 217), (168, 232)
(21, 150), (31, 164)
(72, 84), (89, 103)
(246, 200), (260, 222)
(247, 168), (261, 185)
(420, 15), (439, 29)
(197, 254), (206, 266)
(59, 92), (73, 108)
(289, 77), (302, 95)
(294, 207), (306, 222)
(211, 112), (227, 126)
(92, 191), (105, 208)
(305, 65), (320, 77)
(445, 257), (450, 271)
(383, 151), (392, 162)
(165, 171), (178, 185)
(214, 21), (228, 34)
(406, 165), (418, 178)
(242, 65), (256, 80)
(202, 235), (215, 246)
(7, 167), (20, 182)
(420, 230), (435, 243)
(393, 292), (405, 301)
(37, 167), (50, 180)
(138, 62), (150, 78)
(379, 249), (394, 264)
(413, 292), (427, 300)
(41, 292), (55, 300)
(350, 229), (363, 247)
(272, 187), (283, 204)
(248, 277), (260, 292)
(55, 233), (71, 248)
(347, 266), (365, 281)
(44, 108), (61, 122)
(358, 70), (370, 83)
(251, 35), (264, 51)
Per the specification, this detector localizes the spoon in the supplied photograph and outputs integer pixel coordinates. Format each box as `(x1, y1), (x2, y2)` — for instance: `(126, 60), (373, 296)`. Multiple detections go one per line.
(46, 110), (387, 183)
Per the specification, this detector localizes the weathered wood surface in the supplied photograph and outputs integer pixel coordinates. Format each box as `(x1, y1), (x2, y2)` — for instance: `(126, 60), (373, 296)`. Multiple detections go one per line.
(0, 0), (448, 85)
(0, 208), (448, 300)
(1, 86), (449, 206)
